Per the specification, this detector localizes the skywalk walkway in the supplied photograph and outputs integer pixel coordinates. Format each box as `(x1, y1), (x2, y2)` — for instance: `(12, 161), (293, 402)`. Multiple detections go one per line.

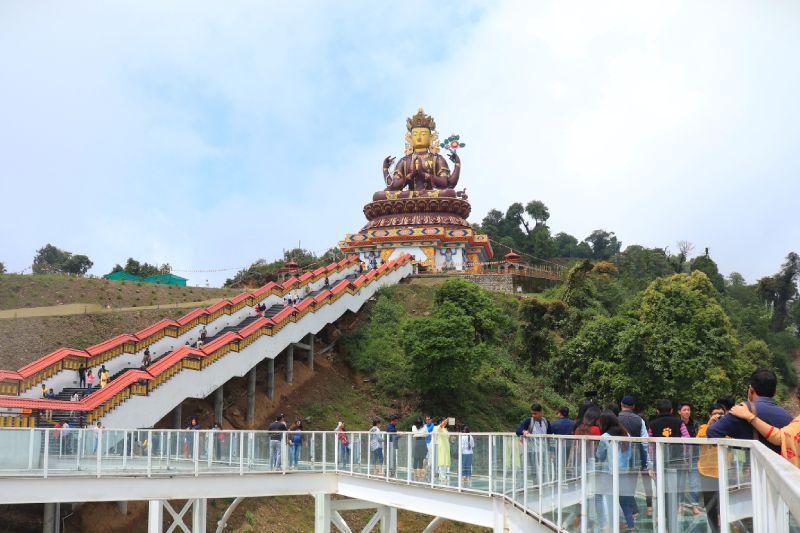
(2, 428), (799, 533)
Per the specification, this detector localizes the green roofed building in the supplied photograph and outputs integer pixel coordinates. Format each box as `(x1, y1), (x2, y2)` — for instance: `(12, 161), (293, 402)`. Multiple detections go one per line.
(103, 271), (188, 286)
(103, 271), (143, 282)
(142, 273), (188, 286)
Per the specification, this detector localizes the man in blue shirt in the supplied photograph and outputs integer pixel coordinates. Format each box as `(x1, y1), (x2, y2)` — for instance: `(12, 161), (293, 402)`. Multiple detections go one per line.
(386, 415), (399, 476)
(550, 406), (575, 435)
(707, 368), (792, 454)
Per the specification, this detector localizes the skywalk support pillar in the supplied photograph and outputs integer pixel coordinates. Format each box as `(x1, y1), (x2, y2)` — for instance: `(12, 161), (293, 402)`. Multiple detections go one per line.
(266, 358), (274, 400)
(43, 502), (59, 533)
(307, 333), (315, 371)
(246, 368), (256, 425)
(213, 386), (223, 424)
(171, 404), (182, 429)
(147, 501), (163, 533)
(285, 345), (294, 385)
(314, 494), (331, 533)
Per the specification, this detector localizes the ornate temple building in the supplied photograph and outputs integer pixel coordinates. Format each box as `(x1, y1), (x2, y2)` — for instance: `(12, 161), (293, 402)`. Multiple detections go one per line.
(340, 108), (492, 271)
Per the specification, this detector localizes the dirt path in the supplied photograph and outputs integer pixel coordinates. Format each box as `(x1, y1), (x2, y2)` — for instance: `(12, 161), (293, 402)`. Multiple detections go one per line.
(0, 298), (226, 319)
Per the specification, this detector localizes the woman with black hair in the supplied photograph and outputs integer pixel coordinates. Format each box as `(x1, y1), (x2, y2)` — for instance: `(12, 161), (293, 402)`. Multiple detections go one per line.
(596, 410), (637, 532)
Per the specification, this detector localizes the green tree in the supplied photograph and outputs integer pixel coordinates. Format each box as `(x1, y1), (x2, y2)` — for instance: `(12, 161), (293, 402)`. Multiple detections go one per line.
(434, 277), (506, 342)
(614, 245), (673, 290)
(584, 230), (621, 260)
(0, 261), (5, 274)
(758, 252), (800, 332)
(32, 244), (70, 274)
(519, 298), (566, 366)
(689, 249), (725, 293)
(555, 272), (751, 412)
(525, 200), (550, 228)
(403, 302), (480, 410)
(342, 289), (412, 396)
(63, 254), (93, 275)
(32, 244), (92, 275)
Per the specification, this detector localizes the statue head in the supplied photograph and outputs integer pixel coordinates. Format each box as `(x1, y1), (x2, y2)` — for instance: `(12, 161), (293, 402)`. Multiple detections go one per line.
(404, 107), (440, 155)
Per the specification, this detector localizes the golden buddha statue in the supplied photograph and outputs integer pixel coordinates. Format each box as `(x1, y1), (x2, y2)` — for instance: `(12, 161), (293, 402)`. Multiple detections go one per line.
(382, 108), (461, 192)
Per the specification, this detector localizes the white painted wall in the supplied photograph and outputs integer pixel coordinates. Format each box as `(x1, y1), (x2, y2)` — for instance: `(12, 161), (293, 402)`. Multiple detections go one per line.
(20, 265), (360, 398)
(102, 263), (411, 428)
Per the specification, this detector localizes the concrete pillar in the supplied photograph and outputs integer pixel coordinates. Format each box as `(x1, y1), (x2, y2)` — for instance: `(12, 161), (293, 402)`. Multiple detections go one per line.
(314, 494), (331, 533)
(246, 368), (256, 425)
(191, 498), (207, 533)
(213, 386), (223, 425)
(43, 502), (59, 533)
(285, 344), (294, 385)
(171, 404), (182, 429)
(307, 333), (315, 371)
(148, 501), (163, 533)
(266, 358), (274, 400)
(117, 500), (128, 515)
(381, 506), (397, 533)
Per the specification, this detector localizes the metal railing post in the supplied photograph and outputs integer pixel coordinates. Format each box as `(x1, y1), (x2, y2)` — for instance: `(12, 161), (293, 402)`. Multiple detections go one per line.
(580, 439), (587, 533)
(488, 435), (494, 496)
(239, 432), (244, 476)
(656, 441), (666, 533)
(122, 430), (128, 470)
(523, 437), (528, 507)
(28, 428), (34, 470)
(349, 432), (354, 474)
(458, 435), (463, 492)
(43, 429), (49, 478)
(511, 437), (517, 502)
(611, 440), (620, 533)
(406, 434), (412, 484)
(717, 444), (730, 533)
(147, 430), (152, 477)
(96, 430), (102, 478)
(193, 431), (199, 476)
(557, 438), (563, 528)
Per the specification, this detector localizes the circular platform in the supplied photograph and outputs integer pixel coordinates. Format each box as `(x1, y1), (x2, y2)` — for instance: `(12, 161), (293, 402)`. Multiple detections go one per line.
(361, 196), (472, 231)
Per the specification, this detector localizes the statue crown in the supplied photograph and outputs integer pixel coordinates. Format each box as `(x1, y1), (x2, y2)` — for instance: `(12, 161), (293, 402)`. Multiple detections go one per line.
(406, 107), (436, 131)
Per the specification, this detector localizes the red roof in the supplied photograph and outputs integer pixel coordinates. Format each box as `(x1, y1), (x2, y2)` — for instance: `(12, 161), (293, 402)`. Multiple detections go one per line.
(200, 332), (240, 355)
(135, 319), (179, 340)
(177, 307), (209, 326)
(85, 334), (138, 357)
(206, 300), (231, 314)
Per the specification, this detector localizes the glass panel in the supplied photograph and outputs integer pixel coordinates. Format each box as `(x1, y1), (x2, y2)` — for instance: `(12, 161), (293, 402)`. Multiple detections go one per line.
(388, 432), (407, 482)
(726, 445), (753, 533)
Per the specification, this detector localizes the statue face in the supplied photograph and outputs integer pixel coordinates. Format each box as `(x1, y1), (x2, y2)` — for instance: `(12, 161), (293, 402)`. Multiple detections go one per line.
(410, 127), (431, 151)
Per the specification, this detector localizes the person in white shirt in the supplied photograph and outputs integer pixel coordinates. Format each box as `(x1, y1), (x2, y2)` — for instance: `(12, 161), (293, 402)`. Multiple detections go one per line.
(369, 419), (384, 476)
(460, 425), (475, 486)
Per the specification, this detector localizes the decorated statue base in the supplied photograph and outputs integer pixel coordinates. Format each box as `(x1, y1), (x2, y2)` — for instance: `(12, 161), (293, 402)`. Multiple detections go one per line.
(340, 108), (492, 272)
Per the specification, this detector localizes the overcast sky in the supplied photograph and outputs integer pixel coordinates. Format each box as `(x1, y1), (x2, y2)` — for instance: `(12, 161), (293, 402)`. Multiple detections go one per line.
(1, 1), (798, 287)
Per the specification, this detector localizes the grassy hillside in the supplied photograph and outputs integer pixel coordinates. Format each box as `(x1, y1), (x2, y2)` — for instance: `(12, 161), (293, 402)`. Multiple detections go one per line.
(0, 273), (239, 311)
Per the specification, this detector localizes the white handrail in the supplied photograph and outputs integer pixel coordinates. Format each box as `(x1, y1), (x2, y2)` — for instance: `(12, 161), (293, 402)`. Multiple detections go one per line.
(0, 428), (798, 532)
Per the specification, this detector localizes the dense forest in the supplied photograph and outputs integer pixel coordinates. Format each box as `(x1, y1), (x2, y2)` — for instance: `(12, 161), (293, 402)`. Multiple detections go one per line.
(343, 200), (800, 426)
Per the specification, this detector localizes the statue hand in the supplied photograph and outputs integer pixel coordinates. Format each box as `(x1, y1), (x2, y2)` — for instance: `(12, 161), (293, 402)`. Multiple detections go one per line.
(447, 152), (460, 164)
(383, 156), (396, 169)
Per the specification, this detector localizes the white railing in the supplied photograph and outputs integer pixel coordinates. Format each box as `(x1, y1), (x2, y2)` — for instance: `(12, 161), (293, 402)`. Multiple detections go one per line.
(1, 428), (799, 533)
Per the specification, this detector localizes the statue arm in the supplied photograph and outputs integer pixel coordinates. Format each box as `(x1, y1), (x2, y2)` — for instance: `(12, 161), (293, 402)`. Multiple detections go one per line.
(446, 152), (461, 188)
(385, 157), (406, 191)
(430, 155), (453, 189)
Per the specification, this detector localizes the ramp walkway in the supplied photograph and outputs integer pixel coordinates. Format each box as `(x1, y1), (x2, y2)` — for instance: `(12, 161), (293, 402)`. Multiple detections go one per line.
(1, 429), (799, 533)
